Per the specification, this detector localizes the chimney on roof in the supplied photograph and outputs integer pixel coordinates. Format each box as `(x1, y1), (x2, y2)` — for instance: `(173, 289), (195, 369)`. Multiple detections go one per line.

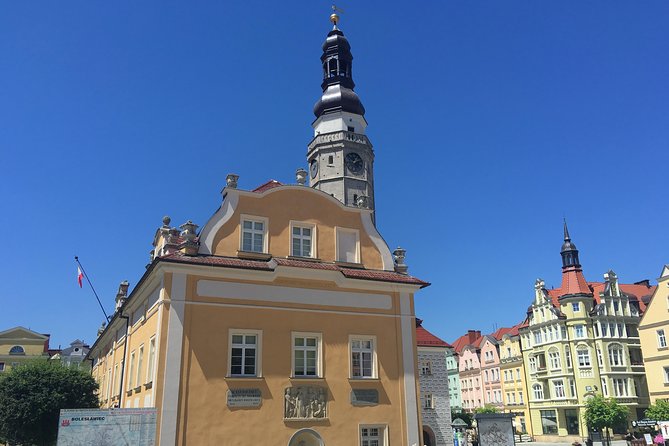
(467, 330), (480, 344)
(634, 279), (650, 287)
(115, 280), (129, 312)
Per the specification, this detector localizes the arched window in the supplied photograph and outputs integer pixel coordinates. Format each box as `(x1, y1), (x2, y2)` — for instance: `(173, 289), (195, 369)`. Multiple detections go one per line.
(288, 428), (324, 446)
(548, 348), (561, 370)
(9, 346), (25, 355)
(608, 344), (625, 366)
(576, 346), (591, 367)
(533, 383), (544, 400)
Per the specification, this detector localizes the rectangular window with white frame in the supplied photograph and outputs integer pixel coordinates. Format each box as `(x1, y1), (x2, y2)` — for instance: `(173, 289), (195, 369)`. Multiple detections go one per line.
(290, 222), (315, 258)
(229, 329), (261, 377)
(360, 425), (387, 446)
(553, 379), (565, 399)
(292, 332), (322, 378)
(423, 392), (434, 409)
(146, 336), (156, 385)
(658, 329), (667, 349)
(613, 378), (629, 397)
(350, 336), (376, 379)
(240, 215), (268, 253)
(335, 227), (360, 263)
(664, 366), (669, 384)
(127, 351), (136, 390)
(420, 360), (431, 377)
(136, 344), (144, 389)
(574, 325), (585, 338)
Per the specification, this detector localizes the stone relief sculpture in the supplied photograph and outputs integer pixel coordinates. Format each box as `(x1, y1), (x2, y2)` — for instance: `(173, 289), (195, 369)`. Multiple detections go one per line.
(479, 421), (513, 446)
(284, 387), (327, 419)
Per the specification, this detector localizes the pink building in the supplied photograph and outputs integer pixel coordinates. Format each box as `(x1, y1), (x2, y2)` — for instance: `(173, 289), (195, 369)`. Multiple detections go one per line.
(453, 330), (483, 412)
(480, 334), (504, 408)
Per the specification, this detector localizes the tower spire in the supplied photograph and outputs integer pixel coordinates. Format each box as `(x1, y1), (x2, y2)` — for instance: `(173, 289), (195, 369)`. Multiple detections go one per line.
(308, 11), (376, 213)
(563, 218), (571, 242)
(313, 10), (364, 118)
(560, 219), (580, 269)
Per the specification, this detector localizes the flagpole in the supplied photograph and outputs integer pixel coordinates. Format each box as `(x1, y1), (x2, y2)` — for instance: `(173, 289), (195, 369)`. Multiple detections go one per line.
(74, 256), (111, 322)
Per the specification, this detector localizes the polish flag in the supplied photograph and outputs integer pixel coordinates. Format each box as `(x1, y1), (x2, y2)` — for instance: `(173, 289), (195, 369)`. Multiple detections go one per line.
(77, 267), (83, 288)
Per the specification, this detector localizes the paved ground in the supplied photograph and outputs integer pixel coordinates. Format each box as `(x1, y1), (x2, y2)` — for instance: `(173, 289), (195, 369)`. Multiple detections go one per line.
(527, 442), (629, 446)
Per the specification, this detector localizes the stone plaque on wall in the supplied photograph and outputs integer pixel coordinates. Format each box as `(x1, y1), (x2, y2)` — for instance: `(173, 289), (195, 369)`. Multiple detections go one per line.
(227, 388), (262, 408)
(284, 387), (327, 419)
(351, 389), (379, 406)
(475, 413), (514, 446)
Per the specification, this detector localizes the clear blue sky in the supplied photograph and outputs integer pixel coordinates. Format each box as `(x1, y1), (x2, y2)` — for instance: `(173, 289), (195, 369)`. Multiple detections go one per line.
(1, 1), (667, 349)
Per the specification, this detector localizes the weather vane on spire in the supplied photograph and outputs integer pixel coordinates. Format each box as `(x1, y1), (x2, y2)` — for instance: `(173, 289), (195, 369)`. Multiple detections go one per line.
(330, 5), (344, 28)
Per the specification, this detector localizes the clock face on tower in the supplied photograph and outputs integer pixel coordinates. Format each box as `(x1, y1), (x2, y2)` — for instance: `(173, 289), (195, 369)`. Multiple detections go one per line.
(310, 159), (319, 178)
(345, 152), (364, 175)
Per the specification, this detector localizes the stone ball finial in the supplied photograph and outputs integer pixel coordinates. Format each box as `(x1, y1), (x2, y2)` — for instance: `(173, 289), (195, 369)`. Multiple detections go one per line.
(162, 216), (171, 227)
(296, 168), (307, 186)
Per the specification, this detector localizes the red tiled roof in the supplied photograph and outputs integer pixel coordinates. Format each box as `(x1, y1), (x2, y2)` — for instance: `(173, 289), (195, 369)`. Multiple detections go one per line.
(416, 325), (451, 348)
(252, 180), (284, 193)
(162, 253), (273, 271)
(160, 252), (429, 287)
(451, 330), (483, 353)
(490, 326), (513, 341)
(546, 277), (656, 312)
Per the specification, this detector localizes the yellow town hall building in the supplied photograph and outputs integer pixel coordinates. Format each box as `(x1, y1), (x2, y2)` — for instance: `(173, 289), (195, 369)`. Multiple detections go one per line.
(88, 13), (429, 446)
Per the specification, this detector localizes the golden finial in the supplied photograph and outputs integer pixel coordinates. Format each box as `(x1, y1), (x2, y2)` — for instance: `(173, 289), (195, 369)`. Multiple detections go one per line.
(330, 5), (344, 27)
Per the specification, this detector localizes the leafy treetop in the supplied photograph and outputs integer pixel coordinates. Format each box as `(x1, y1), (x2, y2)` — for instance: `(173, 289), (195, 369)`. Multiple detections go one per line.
(0, 360), (99, 446)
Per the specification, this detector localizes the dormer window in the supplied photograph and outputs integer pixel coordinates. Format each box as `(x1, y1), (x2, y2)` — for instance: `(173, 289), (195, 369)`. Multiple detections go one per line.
(240, 216), (268, 253)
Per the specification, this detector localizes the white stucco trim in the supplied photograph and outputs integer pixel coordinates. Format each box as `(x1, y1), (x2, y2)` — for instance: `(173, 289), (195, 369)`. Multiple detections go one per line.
(159, 259), (423, 294)
(400, 293), (420, 446)
(185, 299), (399, 318)
(159, 273), (186, 446)
(150, 284), (166, 408)
(361, 212), (394, 271)
(198, 191), (240, 255)
(197, 279), (392, 310)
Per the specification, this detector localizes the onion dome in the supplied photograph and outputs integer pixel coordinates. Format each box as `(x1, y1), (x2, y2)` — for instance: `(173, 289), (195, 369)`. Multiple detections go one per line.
(313, 14), (365, 118)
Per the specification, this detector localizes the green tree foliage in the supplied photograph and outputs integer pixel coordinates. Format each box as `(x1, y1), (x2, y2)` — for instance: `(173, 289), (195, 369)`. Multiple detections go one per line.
(452, 410), (473, 427)
(584, 395), (629, 431)
(0, 360), (99, 446)
(474, 404), (500, 414)
(646, 399), (669, 421)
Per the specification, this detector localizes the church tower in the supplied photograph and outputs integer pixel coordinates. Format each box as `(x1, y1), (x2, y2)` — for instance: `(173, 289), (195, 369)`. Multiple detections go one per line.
(307, 12), (375, 212)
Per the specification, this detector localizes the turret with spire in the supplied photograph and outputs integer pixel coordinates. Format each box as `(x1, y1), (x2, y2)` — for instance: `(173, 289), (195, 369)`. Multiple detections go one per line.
(307, 9), (376, 214)
(558, 221), (591, 298)
(560, 219), (581, 270)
